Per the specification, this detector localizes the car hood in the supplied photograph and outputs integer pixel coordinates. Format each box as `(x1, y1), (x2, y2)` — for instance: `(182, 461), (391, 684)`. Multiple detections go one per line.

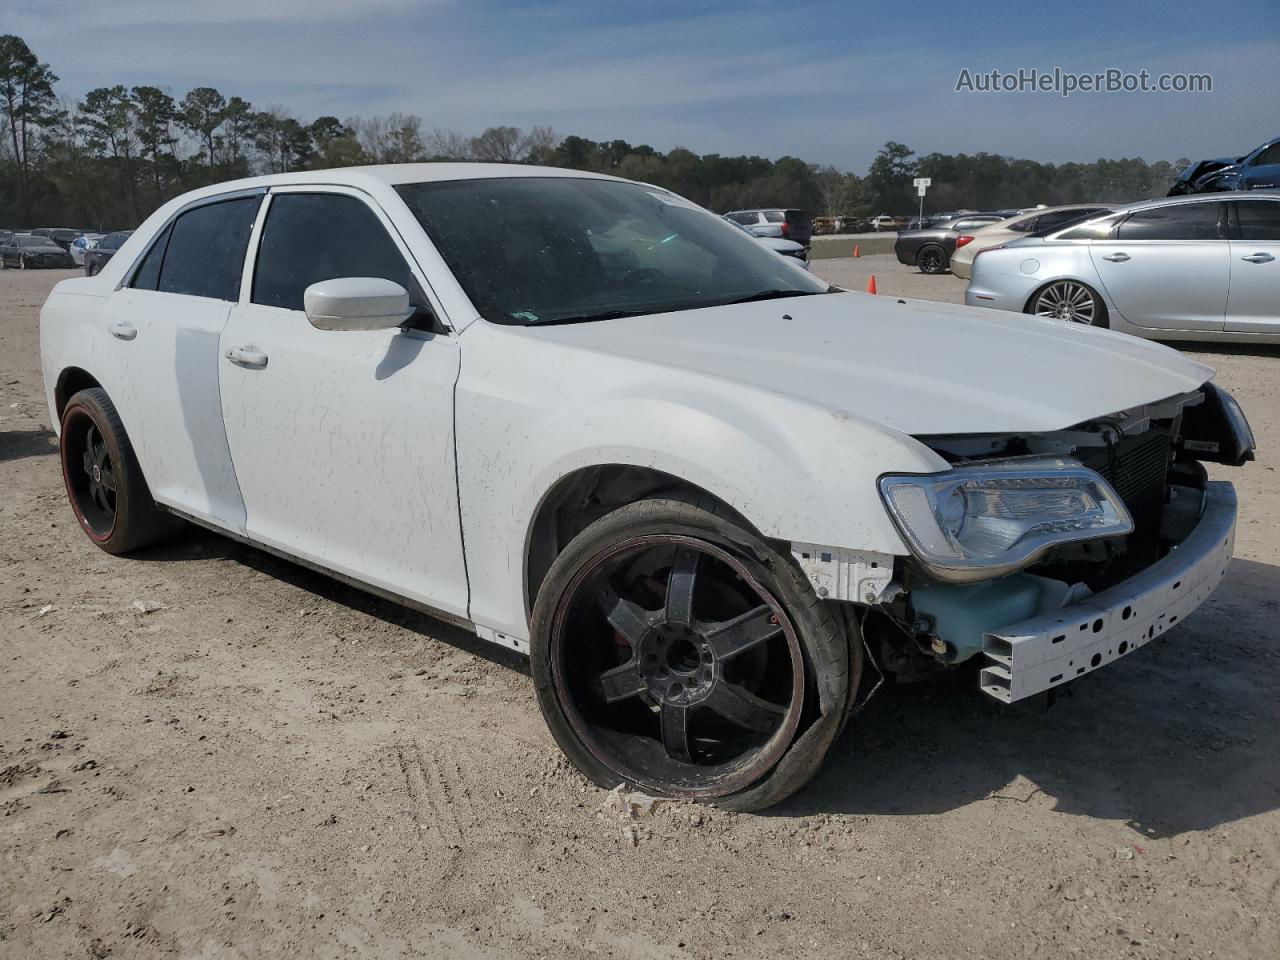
(521, 292), (1213, 436)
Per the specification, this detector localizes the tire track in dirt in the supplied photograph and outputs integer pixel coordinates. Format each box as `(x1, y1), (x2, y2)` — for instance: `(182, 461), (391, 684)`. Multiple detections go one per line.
(393, 739), (477, 885)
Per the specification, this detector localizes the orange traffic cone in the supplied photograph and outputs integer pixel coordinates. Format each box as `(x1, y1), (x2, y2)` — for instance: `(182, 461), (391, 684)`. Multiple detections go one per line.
(852, 244), (860, 258)
(866, 275), (877, 295)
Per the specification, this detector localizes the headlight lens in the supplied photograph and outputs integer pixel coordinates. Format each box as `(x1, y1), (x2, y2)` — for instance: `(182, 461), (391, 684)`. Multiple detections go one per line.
(879, 457), (1133, 582)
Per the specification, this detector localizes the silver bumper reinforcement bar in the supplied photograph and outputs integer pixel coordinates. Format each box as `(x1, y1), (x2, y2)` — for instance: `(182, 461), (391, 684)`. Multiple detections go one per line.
(980, 482), (1237, 703)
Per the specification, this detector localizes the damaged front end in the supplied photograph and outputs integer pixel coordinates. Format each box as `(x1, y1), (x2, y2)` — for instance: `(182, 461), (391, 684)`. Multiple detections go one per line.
(868, 383), (1253, 700)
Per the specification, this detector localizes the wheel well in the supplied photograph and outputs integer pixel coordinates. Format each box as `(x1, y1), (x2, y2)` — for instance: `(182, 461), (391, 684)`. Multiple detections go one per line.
(524, 465), (747, 618)
(55, 367), (103, 419)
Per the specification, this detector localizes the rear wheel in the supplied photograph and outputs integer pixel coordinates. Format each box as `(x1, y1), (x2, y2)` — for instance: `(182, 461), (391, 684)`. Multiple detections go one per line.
(531, 497), (855, 811)
(917, 244), (947, 274)
(59, 388), (181, 554)
(1028, 280), (1108, 327)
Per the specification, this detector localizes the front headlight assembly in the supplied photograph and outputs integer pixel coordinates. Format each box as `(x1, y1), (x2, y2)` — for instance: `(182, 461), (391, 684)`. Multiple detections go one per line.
(878, 457), (1133, 583)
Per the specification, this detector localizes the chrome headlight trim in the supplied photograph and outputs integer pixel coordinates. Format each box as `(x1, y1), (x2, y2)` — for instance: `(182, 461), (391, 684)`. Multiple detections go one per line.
(878, 456), (1134, 583)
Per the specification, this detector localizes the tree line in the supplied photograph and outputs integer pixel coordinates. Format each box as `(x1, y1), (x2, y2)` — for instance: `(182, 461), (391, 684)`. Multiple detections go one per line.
(1, 34), (1189, 231)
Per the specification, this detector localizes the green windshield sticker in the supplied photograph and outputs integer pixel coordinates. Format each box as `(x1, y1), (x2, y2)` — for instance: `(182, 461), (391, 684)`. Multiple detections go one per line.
(511, 311), (539, 322)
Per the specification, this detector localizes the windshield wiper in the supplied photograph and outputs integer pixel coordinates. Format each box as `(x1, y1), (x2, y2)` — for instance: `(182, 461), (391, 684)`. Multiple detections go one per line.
(716, 289), (826, 306)
(528, 308), (652, 326)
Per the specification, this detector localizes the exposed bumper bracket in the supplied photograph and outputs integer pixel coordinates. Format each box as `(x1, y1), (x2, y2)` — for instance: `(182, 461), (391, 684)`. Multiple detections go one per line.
(979, 482), (1237, 703)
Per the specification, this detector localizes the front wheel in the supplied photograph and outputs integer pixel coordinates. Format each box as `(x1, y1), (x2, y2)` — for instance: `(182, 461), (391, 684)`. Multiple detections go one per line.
(530, 497), (855, 812)
(59, 387), (181, 554)
(1028, 280), (1109, 327)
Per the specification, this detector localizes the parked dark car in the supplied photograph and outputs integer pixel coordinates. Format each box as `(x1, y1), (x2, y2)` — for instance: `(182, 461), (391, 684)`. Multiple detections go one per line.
(82, 230), (133, 276)
(1, 235), (76, 269)
(29, 227), (84, 252)
(893, 213), (1004, 274)
(1169, 135), (1280, 195)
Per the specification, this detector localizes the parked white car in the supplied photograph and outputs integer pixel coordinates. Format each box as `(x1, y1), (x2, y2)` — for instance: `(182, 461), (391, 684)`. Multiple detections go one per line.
(949, 204), (1115, 280)
(39, 165), (1254, 810)
(965, 193), (1280, 341)
(69, 233), (104, 266)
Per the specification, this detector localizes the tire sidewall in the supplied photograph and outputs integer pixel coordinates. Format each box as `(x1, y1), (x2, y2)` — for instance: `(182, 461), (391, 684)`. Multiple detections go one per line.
(60, 393), (128, 547)
(529, 497), (851, 811)
(58, 387), (176, 554)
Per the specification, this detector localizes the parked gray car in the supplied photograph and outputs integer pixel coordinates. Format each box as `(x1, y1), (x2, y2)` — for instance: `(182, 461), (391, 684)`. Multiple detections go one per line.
(965, 193), (1280, 342)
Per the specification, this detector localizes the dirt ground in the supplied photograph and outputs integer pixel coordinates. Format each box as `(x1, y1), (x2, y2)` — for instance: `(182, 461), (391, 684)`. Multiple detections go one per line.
(2, 262), (1278, 960)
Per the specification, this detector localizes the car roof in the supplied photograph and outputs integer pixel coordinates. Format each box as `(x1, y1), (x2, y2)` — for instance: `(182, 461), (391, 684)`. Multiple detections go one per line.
(987, 202), (1119, 229)
(127, 163), (645, 228)
(1119, 190), (1280, 214)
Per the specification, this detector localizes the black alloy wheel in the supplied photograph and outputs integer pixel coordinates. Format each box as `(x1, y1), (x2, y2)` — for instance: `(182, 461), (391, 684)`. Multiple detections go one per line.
(531, 497), (854, 811)
(917, 245), (947, 274)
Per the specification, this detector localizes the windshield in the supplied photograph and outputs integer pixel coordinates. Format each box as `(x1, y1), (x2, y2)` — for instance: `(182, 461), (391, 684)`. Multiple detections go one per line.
(395, 177), (827, 325)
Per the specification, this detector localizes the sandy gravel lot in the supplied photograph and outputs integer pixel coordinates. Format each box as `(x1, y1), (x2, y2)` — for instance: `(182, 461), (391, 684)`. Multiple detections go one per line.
(2, 263), (1278, 960)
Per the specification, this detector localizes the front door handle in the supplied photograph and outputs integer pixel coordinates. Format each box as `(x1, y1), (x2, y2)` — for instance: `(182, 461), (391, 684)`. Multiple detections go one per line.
(108, 320), (137, 340)
(225, 346), (268, 369)
(1101, 252), (1130, 262)
(1241, 252), (1275, 264)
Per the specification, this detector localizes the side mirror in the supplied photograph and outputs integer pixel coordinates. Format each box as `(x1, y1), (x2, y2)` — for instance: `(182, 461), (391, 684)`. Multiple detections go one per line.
(303, 277), (415, 331)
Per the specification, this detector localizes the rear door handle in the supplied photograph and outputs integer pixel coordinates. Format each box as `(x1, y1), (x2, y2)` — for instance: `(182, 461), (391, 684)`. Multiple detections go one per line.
(1101, 252), (1130, 262)
(1241, 252), (1275, 264)
(225, 346), (268, 369)
(108, 320), (137, 340)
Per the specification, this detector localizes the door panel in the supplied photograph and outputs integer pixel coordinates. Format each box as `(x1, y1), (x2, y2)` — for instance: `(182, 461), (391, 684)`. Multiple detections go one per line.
(1226, 199), (1280, 332)
(1090, 243), (1229, 330)
(96, 195), (261, 528)
(217, 188), (469, 618)
(218, 307), (468, 615)
(1089, 202), (1228, 330)
(101, 289), (246, 528)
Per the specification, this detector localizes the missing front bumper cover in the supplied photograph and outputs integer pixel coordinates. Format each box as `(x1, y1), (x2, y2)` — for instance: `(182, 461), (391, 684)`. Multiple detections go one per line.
(979, 482), (1237, 703)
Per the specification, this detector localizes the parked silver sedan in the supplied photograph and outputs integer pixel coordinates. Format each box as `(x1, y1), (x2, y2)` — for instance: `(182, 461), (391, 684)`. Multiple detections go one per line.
(965, 192), (1280, 342)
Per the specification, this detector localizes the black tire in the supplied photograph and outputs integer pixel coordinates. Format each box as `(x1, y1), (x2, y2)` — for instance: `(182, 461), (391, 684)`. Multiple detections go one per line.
(1026, 279), (1109, 327)
(530, 496), (856, 812)
(917, 244), (947, 274)
(85, 261), (97, 277)
(59, 387), (181, 554)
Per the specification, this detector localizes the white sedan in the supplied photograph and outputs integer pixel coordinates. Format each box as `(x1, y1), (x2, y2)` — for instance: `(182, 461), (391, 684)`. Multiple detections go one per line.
(39, 165), (1254, 810)
(69, 233), (104, 266)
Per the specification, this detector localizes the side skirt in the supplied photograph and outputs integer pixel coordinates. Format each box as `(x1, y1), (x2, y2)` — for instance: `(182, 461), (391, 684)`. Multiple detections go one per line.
(163, 505), (482, 637)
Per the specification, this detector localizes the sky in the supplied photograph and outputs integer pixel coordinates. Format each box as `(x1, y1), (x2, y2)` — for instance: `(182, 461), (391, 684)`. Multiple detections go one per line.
(6, 0), (1279, 171)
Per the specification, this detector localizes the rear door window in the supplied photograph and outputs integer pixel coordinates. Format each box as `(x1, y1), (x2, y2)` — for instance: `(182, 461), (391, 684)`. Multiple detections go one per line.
(1116, 203), (1222, 241)
(152, 196), (261, 300)
(763, 211), (785, 223)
